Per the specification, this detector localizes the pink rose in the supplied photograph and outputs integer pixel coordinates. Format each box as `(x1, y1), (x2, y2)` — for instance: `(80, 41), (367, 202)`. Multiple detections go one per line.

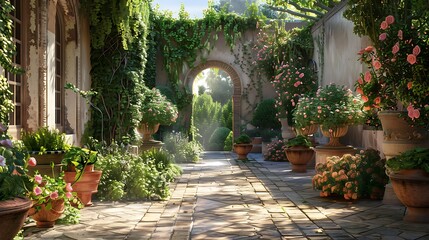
(398, 30), (403, 40)
(407, 82), (413, 90)
(364, 71), (372, 82)
(33, 187), (42, 196)
(66, 192), (73, 199)
(66, 183), (73, 192)
(373, 61), (382, 70)
(50, 191), (59, 200)
(34, 174), (43, 184)
(298, 73), (304, 78)
(407, 54), (417, 65)
(413, 45), (421, 56)
(356, 87), (363, 95)
(357, 77), (363, 85)
(385, 15), (395, 24)
(374, 97), (381, 105)
(364, 46), (374, 52)
(361, 95), (369, 102)
(378, 33), (387, 41)
(293, 81), (302, 87)
(28, 157), (37, 167)
(380, 21), (388, 30)
(392, 42), (400, 54)
(407, 105), (420, 120)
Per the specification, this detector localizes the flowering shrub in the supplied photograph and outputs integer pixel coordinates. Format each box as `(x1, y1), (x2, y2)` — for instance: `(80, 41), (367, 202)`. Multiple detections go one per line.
(293, 93), (318, 129)
(312, 149), (388, 200)
(264, 139), (287, 162)
(28, 168), (81, 212)
(140, 87), (178, 127)
(0, 125), (33, 200)
(356, 14), (429, 127)
(273, 60), (317, 124)
(311, 84), (364, 131)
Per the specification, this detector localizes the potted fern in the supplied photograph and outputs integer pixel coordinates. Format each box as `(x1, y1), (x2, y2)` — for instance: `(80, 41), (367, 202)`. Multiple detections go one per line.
(21, 127), (70, 177)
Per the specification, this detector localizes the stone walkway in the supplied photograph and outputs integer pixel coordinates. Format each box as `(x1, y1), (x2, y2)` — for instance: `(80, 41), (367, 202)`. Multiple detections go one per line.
(23, 151), (429, 239)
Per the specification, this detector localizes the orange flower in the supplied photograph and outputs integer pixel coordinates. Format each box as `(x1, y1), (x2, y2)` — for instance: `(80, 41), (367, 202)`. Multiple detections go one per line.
(407, 54), (417, 64)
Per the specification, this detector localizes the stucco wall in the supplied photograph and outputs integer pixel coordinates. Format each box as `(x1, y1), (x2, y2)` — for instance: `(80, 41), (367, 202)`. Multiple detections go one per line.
(311, 2), (371, 148)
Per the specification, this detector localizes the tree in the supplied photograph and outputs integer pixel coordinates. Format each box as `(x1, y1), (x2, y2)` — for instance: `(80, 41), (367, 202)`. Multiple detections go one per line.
(205, 68), (233, 105)
(264, 0), (341, 20)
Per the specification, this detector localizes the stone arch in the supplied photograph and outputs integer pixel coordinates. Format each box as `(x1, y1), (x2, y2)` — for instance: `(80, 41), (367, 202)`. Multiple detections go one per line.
(184, 60), (242, 139)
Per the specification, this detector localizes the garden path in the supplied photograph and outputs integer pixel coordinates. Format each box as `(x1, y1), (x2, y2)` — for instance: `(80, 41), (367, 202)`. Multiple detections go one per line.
(24, 151), (429, 239)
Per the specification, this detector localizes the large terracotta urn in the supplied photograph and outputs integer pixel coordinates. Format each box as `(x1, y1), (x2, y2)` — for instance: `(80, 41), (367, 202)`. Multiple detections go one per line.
(64, 165), (102, 207)
(233, 144), (253, 160)
(0, 197), (32, 240)
(137, 123), (160, 142)
(29, 198), (65, 228)
(320, 125), (348, 147)
(389, 169), (429, 223)
(285, 147), (315, 173)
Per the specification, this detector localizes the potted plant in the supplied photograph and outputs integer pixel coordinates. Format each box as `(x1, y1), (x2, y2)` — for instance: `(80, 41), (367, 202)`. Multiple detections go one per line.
(233, 134), (253, 160)
(0, 126), (34, 239)
(138, 87), (178, 142)
(385, 147), (429, 222)
(27, 166), (81, 228)
(62, 147), (102, 207)
(21, 127), (70, 177)
(284, 135), (314, 172)
(293, 93), (319, 135)
(310, 84), (364, 147)
(264, 139), (288, 162)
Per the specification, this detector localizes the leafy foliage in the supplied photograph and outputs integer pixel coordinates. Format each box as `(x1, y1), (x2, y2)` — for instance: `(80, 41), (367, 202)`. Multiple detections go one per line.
(234, 134), (252, 144)
(208, 127), (231, 150)
(386, 148), (429, 173)
(286, 135), (312, 148)
(163, 131), (203, 163)
(224, 131), (233, 151)
(192, 94), (222, 148)
(21, 127), (70, 152)
(251, 98), (281, 130)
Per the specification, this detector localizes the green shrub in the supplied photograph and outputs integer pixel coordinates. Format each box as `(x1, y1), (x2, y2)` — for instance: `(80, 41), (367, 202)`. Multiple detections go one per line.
(224, 131), (233, 151)
(21, 127), (70, 152)
(163, 131), (202, 163)
(251, 99), (281, 130)
(234, 134), (252, 144)
(95, 142), (181, 201)
(221, 99), (233, 129)
(208, 127), (231, 150)
(192, 93), (222, 148)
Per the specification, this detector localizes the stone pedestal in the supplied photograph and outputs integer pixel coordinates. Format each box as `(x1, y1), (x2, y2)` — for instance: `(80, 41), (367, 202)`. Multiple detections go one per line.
(139, 141), (164, 153)
(314, 145), (357, 169)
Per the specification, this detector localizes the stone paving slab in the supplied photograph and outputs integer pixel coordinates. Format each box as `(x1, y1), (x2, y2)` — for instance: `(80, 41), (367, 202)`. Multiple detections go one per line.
(23, 151), (429, 239)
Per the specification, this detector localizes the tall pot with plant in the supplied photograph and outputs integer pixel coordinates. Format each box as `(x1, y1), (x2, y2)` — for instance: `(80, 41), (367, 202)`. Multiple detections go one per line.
(233, 134), (253, 160)
(284, 135), (314, 173)
(63, 146), (101, 207)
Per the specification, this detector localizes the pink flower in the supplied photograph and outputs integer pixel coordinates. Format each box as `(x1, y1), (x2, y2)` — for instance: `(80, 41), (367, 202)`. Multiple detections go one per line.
(0, 156), (5, 166)
(380, 21), (389, 30)
(33, 187), (42, 196)
(361, 95), (369, 102)
(407, 104), (420, 120)
(392, 42), (400, 54)
(293, 81), (302, 87)
(373, 61), (381, 70)
(50, 191), (59, 200)
(413, 45), (421, 56)
(398, 30), (403, 40)
(34, 175), (42, 184)
(66, 183), (73, 192)
(378, 33), (387, 41)
(28, 157), (37, 167)
(407, 82), (413, 90)
(407, 54), (417, 65)
(385, 15), (395, 24)
(364, 71), (372, 82)
(298, 73), (304, 78)
(357, 77), (363, 85)
(66, 192), (73, 199)
(374, 97), (381, 105)
(364, 46), (374, 52)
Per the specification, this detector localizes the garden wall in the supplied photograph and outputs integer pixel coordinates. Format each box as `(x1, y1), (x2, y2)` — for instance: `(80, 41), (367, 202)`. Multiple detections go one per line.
(311, 2), (379, 151)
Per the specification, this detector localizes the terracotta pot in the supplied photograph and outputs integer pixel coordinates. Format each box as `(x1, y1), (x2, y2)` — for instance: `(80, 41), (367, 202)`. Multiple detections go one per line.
(295, 124), (319, 136)
(0, 197), (32, 240)
(378, 111), (429, 160)
(285, 147), (315, 173)
(28, 151), (65, 177)
(389, 169), (429, 223)
(320, 125), (348, 147)
(233, 144), (253, 160)
(29, 198), (65, 228)
(137, 123), (160, 142)
(64, 166), (102, 207)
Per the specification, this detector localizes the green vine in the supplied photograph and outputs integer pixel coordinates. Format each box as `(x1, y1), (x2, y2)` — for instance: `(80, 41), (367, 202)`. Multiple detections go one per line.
(150, 5), (258, 109)
(80, 0), (150, 144)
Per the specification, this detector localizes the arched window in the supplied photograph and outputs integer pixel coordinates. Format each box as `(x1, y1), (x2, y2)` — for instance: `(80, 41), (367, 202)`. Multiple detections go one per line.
(55, 10), (64, 129)
(7, 0), (23, 126)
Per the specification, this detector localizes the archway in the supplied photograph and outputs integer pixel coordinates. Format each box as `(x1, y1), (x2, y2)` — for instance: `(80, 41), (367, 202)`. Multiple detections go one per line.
(185, 60), (242, 139)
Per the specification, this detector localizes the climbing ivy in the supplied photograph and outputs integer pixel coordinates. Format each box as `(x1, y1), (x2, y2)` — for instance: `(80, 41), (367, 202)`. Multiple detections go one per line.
(150, 5), (258, 109)
(80, 0), (150, 144)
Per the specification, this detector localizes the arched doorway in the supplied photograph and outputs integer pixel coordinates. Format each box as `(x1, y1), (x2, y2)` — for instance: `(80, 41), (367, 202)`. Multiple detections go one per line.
(185, 60), (242, 139)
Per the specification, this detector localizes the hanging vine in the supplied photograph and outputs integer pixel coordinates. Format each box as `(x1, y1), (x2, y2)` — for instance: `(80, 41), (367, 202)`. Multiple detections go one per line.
(80, 0), (151, 144)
